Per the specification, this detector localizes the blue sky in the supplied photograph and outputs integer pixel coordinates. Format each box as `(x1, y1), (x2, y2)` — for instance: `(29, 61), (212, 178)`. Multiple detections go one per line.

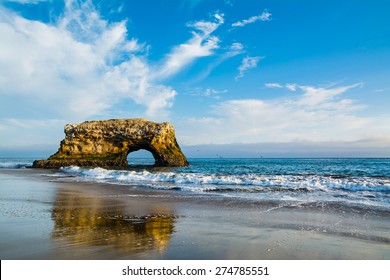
(1, 0), (390, 157)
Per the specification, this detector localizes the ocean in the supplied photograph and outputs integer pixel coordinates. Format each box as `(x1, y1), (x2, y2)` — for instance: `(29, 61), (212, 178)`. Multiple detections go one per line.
(1, 157), (389, 212)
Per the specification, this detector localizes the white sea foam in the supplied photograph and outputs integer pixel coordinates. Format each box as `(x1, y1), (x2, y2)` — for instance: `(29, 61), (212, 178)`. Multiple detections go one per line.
(59, 166), (390, 194)
(0, 160), (33, 169)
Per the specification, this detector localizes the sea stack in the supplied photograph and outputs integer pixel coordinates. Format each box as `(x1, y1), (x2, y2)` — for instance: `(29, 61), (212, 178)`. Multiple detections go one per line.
(33, 119), (189, 168)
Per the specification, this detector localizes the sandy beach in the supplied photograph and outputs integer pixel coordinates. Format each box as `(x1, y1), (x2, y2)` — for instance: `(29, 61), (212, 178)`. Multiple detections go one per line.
(0, 168), (389, 260)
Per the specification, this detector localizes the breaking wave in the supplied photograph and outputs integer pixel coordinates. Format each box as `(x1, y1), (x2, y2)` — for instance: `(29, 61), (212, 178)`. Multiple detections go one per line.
(3, 157), (389, 210)
(0, 159), (33, 169)
(58, 166), (390, 194)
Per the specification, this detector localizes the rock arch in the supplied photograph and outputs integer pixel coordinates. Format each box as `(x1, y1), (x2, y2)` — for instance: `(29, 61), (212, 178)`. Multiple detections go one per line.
(33, 119), (189, 168)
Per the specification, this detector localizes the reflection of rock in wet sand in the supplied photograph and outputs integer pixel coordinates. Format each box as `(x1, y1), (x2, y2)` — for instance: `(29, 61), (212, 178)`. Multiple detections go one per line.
(51, 190), (175, 254)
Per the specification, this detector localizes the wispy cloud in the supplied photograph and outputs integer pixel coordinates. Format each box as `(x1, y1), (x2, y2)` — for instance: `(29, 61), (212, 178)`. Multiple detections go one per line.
(298, 83), (363, 107)
(232, 10), (271, 27)
(265, 83), (283, 89)
(157, 12), (224, 79)
(236, 56), (262, 80)
(178, 83), (387, 145)
(266, 82), (363, 105)
(196, 42), (245, 81)
(188, 87), (228, 99)
(285, 83), (298, 91)
(203, 88), (228, 98)
(226, 42), (245, 56)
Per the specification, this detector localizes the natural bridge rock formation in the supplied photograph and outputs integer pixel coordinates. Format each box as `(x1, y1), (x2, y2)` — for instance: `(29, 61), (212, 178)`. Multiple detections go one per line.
(33, 119), (189, 168)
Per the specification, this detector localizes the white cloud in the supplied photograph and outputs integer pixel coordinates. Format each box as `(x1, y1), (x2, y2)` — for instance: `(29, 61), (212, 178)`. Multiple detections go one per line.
(195, 42), (245, 81)
(227, 42), (244, 56)
(201, 88), (228, 99)
(297, 83), (362, 107)
(157, 12), (224, 79)
(0, 1), (179, 122)
(236, 56), (262, 80)
(285, 83), (298, 91)
(267, 82), (338, 93)
(232, 10), (271, 27)
(265, 83), (283, 89)
(187, 87), (228, 99)
(178, 83), (389, 145)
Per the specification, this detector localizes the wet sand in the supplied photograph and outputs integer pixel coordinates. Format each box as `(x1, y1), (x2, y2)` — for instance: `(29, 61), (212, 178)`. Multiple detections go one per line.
(0, 169), (389, 259)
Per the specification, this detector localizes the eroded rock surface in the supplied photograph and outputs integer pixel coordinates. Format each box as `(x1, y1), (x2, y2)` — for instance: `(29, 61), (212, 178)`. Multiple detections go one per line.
(33, 119), (189, 168)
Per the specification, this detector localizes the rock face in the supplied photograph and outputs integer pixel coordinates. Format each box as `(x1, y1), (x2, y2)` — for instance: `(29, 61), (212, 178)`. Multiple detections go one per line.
(33, 119), (189, 168)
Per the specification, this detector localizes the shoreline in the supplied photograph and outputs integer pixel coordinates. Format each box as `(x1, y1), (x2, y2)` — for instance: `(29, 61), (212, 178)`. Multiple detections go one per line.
(0, 168), (389, 259)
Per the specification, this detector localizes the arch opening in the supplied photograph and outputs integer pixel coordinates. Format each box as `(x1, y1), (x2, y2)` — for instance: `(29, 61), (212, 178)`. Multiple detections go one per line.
(126, 149), (156, 166)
